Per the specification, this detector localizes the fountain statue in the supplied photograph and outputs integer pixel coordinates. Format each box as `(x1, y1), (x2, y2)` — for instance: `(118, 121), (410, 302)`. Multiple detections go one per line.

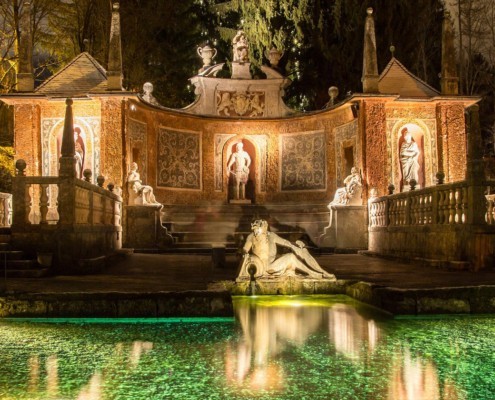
(237, 219), (336, 281)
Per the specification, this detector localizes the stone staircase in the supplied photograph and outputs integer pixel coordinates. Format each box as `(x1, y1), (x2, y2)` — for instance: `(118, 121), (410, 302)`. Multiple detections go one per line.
(160, 202), (331, 251)
(0, 228), (50, 278)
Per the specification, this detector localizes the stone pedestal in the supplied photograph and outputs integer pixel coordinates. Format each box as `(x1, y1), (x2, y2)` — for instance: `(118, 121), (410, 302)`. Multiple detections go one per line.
(231, 62), (251, 79)
(320, 205), (368, 250)
(124, 205), (163, 249)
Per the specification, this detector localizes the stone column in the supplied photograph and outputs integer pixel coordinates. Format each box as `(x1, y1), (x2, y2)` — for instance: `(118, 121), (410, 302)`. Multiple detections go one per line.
(58, 99), (77, 226)
(362, 8), (379, 93)
(441, 11), (459, 95)
(107, 2), (123, 91)
(16, 0), (34, 92)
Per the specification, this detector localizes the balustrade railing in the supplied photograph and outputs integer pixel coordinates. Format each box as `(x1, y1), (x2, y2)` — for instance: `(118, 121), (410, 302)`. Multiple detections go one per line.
(0, 192), (12, 227)
(369, 181), (489, 229)
(12, 172), (121, 230)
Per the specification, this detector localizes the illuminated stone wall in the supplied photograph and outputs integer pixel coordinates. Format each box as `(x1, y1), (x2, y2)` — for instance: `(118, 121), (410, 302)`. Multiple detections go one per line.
(7, 97), (125, 187)
(436, 103), (466, 182)
(127, 100), (355, 204)
(362, 100), (388, 196)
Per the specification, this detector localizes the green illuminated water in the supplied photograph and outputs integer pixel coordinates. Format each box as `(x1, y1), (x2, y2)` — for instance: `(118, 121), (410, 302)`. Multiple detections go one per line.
(0, 295), (494, 399)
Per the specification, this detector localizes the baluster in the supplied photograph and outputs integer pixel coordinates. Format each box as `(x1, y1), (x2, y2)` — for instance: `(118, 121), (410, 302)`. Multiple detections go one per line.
(449, 189), (456, 224)
(26, 183), (32, 224)
(442, 191), (450, 224)
(39, 183), (49, 224)
(462, 186), (468, 224)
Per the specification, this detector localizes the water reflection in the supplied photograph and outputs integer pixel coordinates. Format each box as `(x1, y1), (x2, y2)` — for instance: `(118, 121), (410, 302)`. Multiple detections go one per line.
(228, 297), (465, 399)
(227, 297), (382, 392)
(1, 296), (478, 399)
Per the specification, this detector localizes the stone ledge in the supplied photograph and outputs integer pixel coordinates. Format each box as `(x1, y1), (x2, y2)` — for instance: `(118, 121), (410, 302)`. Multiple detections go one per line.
(0, 290), (233, 318)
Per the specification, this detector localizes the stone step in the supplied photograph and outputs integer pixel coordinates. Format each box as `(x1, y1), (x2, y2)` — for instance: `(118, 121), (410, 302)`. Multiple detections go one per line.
(5, 268), (49, 278)
(0, 234), (11, 244)
(0, 250), (25, 261)
(0, 243), (10, 251)
(3, 259), (39, 270)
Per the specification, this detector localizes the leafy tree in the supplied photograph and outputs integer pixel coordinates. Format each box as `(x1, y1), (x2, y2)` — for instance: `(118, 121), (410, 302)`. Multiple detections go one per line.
(119, 0), (210, 107)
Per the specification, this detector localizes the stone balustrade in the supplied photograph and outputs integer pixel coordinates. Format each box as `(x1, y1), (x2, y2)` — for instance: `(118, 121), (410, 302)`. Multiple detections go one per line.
(11, 160), (122, 273)
(368, 180), (495, 270)
(0, 192), (12, 227)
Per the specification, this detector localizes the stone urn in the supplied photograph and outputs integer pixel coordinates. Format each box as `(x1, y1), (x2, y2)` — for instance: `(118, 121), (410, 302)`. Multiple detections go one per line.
(197, 44), (217, 69)
(266, 47), (284, 67)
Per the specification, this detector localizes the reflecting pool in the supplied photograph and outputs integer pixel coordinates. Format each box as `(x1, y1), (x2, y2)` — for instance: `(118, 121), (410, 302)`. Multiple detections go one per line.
(0, 295), (494, 399)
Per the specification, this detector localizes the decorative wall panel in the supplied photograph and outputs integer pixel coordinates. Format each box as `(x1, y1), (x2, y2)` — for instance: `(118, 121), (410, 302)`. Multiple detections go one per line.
(157, 127), (201, 190)
(280, 131), (326, 191)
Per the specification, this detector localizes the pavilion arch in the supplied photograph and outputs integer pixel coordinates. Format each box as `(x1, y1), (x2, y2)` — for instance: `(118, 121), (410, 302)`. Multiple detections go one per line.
(390, 119), (436, 191)
(44, 117), (100, 179)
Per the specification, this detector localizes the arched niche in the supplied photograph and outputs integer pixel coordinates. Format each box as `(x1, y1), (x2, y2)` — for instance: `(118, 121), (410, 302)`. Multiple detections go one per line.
(391, 120), (434, 191)
(222, 136), (264, 203)
(43, 117), (100, 179)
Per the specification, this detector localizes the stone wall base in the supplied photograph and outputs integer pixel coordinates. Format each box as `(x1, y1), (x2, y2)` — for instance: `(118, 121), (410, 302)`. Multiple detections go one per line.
(0, 290), (233, 318)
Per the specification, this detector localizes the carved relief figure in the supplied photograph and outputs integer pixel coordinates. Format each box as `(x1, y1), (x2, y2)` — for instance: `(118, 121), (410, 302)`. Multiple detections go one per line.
(237, 219), (336, 280)
(329, 167), (362, 206)
(126, 162), (161, 206)
(232, 30), (249, 63)
(399, 127), (421, 189)
(227, 142), (251, 200)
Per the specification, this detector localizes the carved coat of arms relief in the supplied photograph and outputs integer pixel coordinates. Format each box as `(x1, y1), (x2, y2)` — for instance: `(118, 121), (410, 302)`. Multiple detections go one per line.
(216, 90), (265, 117)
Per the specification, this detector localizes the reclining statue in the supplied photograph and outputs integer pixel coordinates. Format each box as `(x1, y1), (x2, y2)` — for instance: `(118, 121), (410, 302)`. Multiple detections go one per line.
(237, 219), (336, 281)
(126, 162), (161, 207)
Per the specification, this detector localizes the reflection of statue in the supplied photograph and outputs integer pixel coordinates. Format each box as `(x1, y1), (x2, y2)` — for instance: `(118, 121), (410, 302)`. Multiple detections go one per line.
(227, 142), (251, 200)
(237, 219), (336, 280)
(399, 127), (420, 189)
(330, 167), (362, 206)
(232, 30), (249, 63)
(126, 162), (161, 206)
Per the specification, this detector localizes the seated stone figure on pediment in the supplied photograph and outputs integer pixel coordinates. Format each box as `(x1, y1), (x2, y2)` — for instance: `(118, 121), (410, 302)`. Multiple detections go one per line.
(126, 162), (161, 207)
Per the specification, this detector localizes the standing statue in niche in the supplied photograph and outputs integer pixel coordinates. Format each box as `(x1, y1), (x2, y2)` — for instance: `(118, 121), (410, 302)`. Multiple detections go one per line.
(126, 162), (161, 206)
(399, 127), (420, 189)
(227, 142), (251, 201)
(232, 30), (249, 63)
(74, 127), (85, 179)
(237, 219), (336, 281)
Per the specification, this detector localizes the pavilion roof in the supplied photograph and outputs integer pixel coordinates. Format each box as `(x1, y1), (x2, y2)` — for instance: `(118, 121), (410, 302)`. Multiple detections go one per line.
(378, 57), (440, 98)
(35, 52), (110, 95)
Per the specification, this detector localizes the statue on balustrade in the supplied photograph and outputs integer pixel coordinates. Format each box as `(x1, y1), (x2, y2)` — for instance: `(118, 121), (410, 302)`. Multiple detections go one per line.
(329, 167), (363, 206)
(126, 162), (161, 206)
(227, 142), (251, 201)
(237, 219), (336, 281)
(399, 127), (420, 190)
